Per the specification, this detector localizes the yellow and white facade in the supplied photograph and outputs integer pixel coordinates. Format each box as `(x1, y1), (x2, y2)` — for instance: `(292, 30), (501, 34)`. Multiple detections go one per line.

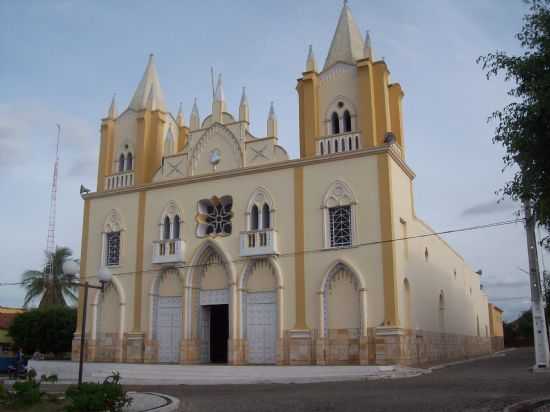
(74, 3), (502, 366)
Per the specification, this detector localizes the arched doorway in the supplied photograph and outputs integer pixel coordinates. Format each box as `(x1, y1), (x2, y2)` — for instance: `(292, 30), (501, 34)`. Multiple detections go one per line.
(239, 258), (283, 364)
(186, 241), (235, 364)
(151, 268), (184, 363)
(91, 278), (125, 362)
(319, 260), (367, 365)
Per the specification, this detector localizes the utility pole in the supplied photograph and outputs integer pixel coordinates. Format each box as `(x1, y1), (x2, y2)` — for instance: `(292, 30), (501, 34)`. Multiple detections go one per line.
(524, 202), (550, 369)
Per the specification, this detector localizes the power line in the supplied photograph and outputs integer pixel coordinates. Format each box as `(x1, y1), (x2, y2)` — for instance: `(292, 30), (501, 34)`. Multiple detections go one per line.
(0, 217), (525, 285)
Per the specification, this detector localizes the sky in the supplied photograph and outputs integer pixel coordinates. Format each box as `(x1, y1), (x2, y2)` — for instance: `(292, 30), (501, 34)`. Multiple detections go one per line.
(0, 0), (544, 321)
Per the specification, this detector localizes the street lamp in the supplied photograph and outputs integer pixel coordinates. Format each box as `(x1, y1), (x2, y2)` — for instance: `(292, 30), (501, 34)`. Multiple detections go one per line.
(63, 261), (112, 385)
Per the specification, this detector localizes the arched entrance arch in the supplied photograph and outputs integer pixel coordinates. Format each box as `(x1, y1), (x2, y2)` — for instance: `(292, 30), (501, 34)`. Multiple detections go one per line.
(317, 259), (367, 365)
(182, 240), (237, 364)
(238, 257), (284, 364)
(147, 267), (185, 363)
(90, 276), (126, 362)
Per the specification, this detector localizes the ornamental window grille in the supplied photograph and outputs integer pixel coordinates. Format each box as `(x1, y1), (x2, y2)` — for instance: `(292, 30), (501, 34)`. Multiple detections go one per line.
(106, 231), (120, 266)
(196, 195), (233, 237)
(329, 206), (352, 247)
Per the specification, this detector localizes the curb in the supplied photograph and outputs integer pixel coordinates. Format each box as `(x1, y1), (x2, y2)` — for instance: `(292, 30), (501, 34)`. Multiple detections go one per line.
(503, 396), (550, 412)
(429, 348), (516, 371)
(126, 392), (180, 412)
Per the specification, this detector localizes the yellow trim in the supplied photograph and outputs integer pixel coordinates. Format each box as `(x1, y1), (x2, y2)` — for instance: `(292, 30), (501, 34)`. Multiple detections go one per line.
(84, 146), (415, 200)
(97, 120), (114, 192)
(356, 58), (377, 148)
(377, 152), (399, 325)
(373, 61), (391, 146)
(135, 112), (148, 185)
(147, 111), (166, 182)
(77, 199), (91, 331)
(389, 83), (405, 155)
(293, 166), (308, 329)
(133, 191), (147, 332)
(297, 72), (319, 158)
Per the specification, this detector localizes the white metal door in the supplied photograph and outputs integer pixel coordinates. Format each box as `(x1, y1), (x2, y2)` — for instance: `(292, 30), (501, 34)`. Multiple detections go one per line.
(246, 292), (277, 364)
(199, 306), (211, 363)
(157, 297), (181, 363)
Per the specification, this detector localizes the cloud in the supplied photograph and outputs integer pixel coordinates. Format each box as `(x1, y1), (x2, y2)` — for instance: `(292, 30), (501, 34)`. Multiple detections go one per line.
(0, 102), (97, 177)
(461, 198), (517, 216)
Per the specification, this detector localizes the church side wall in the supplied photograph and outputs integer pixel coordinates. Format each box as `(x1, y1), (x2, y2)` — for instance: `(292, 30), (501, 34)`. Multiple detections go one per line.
(388, 157), (492, 365)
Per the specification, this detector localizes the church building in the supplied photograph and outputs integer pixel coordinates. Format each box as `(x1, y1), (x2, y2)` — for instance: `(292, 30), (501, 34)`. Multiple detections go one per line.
(73, 3), (503, 366)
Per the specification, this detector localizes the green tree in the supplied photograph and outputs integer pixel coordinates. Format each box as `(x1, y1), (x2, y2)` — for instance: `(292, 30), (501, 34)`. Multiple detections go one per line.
(8, 306), (77, 355)
(478, 0), (550, 238)
(21, 246), (77, 308)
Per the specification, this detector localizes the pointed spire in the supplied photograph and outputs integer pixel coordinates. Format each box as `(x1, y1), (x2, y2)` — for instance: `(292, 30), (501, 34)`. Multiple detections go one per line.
(363, 30), (372, 59)
(129, 54), (167, 111)
(323, 2), (364, 70)
(107, 94), (117, 119)
(190, 98), (200, 130)
(212, 73), (226, 123)
(164, 124), (175, 156)
(239, 87), (249, 122)
(267, 101), (277, 137)
(176, 102), (185, 127)
(214, 73), (224, 102)
(305, 45), (317, 72)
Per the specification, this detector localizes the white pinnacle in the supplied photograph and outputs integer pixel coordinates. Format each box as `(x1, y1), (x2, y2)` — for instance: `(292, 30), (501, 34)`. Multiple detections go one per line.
(129, 54), (167, 111)
(324, 2), (364, 70)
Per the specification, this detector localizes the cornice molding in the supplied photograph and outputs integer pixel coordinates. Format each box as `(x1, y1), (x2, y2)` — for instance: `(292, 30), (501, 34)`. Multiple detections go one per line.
(85, 145), (415, 200)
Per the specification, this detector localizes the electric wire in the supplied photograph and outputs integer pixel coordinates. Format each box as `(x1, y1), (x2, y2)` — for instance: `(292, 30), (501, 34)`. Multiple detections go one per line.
(0, 217), (525, 284)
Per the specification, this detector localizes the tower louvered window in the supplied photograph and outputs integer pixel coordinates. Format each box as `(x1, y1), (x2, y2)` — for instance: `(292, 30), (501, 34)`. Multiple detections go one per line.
(106, 232), (121, 266)
(329, 206), (352, 247)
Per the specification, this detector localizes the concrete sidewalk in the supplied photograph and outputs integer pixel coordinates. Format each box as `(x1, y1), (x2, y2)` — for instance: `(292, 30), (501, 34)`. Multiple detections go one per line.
(28, 360), (429, 385)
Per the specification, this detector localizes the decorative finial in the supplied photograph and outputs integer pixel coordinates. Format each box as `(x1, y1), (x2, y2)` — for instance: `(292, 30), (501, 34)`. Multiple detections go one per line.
(240, 86), (248, 105)
(108, 93), (117, 119)
(306, 44), (317, 72)
(176, 102), (184, 127)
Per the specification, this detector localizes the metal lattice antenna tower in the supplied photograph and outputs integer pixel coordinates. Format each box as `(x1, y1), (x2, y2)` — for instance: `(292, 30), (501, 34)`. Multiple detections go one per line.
(46, 124), (61, 257)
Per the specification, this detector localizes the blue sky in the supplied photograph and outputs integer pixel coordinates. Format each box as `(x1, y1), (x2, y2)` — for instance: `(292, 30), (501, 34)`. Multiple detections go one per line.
(0, 0), (543, 321)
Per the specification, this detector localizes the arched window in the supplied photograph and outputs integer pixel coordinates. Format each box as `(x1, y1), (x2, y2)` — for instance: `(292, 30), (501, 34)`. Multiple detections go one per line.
(250, 205), (259, 230)
(173, 215), (181, 239)
(118, 153), (125, 173)
(103, 209), (125, 267)
(163, 216), (171, 240)
(262, 203), (270, 229)
(343, 110), (352, 132)
(331, 112), (340, 135)
(323, 181), (356, 248)
(126, 153), (133, 171)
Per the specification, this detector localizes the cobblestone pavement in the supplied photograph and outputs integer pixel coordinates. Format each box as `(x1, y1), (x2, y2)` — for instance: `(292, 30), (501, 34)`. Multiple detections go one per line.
(129, 348), (550, 412)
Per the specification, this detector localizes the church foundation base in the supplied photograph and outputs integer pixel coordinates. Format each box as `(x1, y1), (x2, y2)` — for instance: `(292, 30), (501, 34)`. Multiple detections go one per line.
(375, 327), (494, 366)
(144, 338), (159, 363)
(123, 332), (145, 363)
(228, 339), (247, 365)
(287, 330), (314, 365)
(180, 339), (201, 364)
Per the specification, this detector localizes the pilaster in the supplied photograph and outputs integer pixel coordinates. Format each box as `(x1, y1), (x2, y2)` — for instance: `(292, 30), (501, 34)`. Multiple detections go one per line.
(356, 58), (377, 148)
(372, 61), (392, 143)
(97, 118), (115, 192)
(388, 83), (405, 154)
(297, 71), (320, 158)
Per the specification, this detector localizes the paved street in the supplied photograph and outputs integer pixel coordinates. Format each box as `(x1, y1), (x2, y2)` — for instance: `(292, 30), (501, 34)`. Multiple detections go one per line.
(132, 348), (550, 412)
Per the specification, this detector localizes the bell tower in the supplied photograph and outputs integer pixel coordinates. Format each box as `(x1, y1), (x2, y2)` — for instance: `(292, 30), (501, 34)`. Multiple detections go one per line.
(297, 2), (405, 158)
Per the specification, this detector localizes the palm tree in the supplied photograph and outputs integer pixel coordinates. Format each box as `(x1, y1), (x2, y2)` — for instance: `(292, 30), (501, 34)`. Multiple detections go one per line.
(22, 246), (78, 308)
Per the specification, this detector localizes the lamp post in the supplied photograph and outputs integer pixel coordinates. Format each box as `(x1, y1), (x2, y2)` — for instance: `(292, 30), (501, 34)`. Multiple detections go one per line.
(63, 261), (112, 385)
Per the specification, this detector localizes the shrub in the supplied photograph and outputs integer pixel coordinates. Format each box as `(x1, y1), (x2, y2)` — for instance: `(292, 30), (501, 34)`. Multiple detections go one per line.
(64, 372), (132, 412)
(6, 368), (58, 407)
(8, 306), (76, 355)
